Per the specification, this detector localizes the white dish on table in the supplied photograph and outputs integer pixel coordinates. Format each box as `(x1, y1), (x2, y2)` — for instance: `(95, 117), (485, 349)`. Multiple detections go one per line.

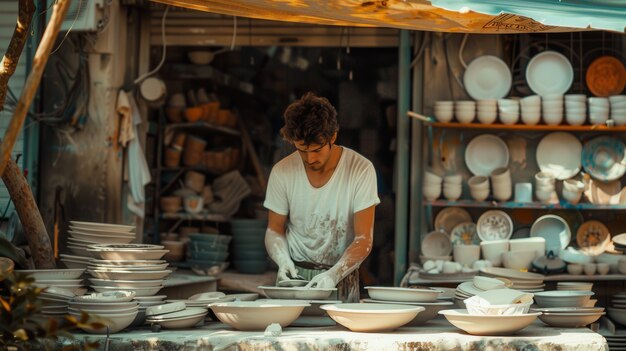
(210, 300), (309, 331)
(479, 267), (544, 281)
(145, 301), (187, 316)
(365, 286), (442, 303)
(92, 285), (163, 297)
(536, 132), (582, 180)
(88, 269), (172, 280)
(321, 303), (423, 332)
(69, 225), (135, 236)
(146, 312), (207, 329)
(526, 51), (574, 96)
(88, 249), (169, 260)
(439, 309), (540, 336)
(538, 311), (604, 327)
(258, 286), (336, 300)
(533, 291), (594, 308)
(73, 291), (136, 303)
(68, 231), (135, 244)
(465, 134), (509, 176)
(463, 55), (512, 100)
(89, 263), (170, 271)
(69, 310), (137, 334)
(88, 278), (165, 288)
(69, 220), (135, 232)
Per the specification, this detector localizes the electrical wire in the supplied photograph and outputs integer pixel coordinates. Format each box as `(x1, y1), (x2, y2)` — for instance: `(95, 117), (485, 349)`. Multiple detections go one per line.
(133, 5), (170, 85)
(458, 33), (469, 69)
(49, 0), (83, 55)
(230, 16), (237, 51)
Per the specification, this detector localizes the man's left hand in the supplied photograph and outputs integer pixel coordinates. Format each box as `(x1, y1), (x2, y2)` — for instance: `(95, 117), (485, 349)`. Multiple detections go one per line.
(305, 270), (339, 289)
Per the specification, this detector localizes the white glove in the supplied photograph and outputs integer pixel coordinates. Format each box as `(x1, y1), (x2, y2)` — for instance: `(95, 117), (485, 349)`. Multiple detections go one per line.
(305, 270), (339, 289)
(277, 260), (299, 283)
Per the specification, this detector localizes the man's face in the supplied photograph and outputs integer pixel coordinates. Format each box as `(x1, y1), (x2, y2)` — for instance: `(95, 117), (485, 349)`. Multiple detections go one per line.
(294, 140), (333, 172)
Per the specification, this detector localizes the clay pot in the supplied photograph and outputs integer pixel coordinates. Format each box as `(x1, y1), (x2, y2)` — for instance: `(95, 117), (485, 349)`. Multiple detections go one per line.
(201, 226), (219, 234)
(184, 107), (204, 122)
(184, 171), (205, 193)
(204, 151), (217, 170)
(205, 101), (220, 123)
(216, 109), (231, 126)
(162, 240), (185, 262)
(184, 195), (204, 214)
(165, 107), (184, 123)
(179, 226), (199, 241)
(171, 132), (187, 149)
(183, 136), (207, 166)
(202, 185), (214, 205)
(160, 196), (182, 213)
(164, 147), (182, 167)
(226, 112), (238, 128)
(215, 151), (229, 172)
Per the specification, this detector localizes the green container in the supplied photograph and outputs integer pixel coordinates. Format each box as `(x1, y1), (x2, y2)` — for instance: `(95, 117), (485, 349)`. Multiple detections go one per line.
(188, 249), (229, 261)
(188, 233), (232, 245)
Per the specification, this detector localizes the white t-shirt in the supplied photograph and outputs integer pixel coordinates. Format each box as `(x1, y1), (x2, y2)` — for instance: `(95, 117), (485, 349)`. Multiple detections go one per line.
(264, 147), (380, 266)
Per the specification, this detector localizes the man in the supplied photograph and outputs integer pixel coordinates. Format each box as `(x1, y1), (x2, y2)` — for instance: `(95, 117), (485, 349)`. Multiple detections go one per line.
(264, 92), (380, 302)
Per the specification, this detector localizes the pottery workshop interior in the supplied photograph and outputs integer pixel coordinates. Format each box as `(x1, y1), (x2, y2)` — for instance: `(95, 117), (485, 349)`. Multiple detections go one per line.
(1, 0), (626, 349)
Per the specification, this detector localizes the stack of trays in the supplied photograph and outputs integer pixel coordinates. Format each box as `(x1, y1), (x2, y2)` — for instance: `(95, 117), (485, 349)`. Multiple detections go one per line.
(86, 244), (172, 296)
(362, 286), (452, 325)
(69, 291), (139, 334)
(479, 267), (545, 292)
(231, 219), (267, 274)
(186, 233), (231, 270)
(62, 221), (136, 267)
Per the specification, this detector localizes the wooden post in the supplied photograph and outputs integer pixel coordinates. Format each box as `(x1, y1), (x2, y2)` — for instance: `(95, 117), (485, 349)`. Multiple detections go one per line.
(2, 160), (55, 268)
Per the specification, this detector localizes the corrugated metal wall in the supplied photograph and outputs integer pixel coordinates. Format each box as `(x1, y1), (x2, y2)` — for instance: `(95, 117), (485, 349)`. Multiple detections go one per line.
(0, 2), (26, 215)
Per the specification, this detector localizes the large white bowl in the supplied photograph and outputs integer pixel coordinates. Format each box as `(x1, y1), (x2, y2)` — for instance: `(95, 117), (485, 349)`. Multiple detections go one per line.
(210, 300), (309, 331)
(321, 303), (423, 332)
(69, 301), (138, 310)
(69, 310), (138, 334)
(15, 269), (85, 280)
(439, 309), (539, 335)
(146, 312), (207, 329)
(70, 221), (135, 233)
(530, 215), (571, 254)
(365, 286), (442, 303)
(88, 249), (169, 261)
(608, 307), (626, 325)
(258, 286), (335, 300)
(533, 291), (593, 308)
(538, 312), (604, 327)
(69, 231), (135, 244)
(360, 299), (452, 325)
(88, 270), (172, 280)
(88, 278), (165, 288)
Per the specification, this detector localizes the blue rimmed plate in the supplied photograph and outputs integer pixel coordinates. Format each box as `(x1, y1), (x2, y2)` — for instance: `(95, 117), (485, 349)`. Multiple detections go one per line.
(582, 136), (626, 182)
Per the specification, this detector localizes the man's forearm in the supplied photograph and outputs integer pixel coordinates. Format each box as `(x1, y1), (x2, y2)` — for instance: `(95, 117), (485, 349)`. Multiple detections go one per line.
(327, 231), (373, 281)
(265, 227), (292, 267)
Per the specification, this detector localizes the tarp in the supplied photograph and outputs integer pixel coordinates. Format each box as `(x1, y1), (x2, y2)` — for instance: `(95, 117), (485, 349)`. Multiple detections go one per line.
(149, 0), (587, 33)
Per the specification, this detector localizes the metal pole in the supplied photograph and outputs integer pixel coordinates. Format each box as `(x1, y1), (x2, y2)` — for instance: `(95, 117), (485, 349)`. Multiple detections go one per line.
(394, 30), (411, 286)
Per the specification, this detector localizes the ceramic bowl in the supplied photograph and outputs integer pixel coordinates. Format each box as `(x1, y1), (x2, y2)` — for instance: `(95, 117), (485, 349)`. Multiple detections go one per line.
(473, 276), (505, 291)
(365, 287), (442, 303)
(258, 286), (335, 300)
(439, 309), (540, 336)
(502, 250), (536, 270)
(567, 264), (583, 275)
(480, 240), (509, 267)
(70, 310), (138, 334)
(321, 303), (423, 332)
(453, 245), (480, 266)
(16, 269), (85, 280)
(188, 51), (214, 65)
(210, 300), (309, 330)
(533, 291), (594, 308)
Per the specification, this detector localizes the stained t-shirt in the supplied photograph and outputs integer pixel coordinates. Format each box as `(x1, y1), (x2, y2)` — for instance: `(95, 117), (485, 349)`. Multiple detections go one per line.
(263, 147), (380, 266)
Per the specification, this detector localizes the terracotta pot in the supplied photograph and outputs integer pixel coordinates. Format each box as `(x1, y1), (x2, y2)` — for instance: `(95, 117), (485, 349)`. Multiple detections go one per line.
(160, 196), (182, 213)
(202, 185), (214, 205)
(184, 171), (205, 193)
(164, 147), (182, 167)
(171, 132), (187, 149)
(165, 107), (184, 123)
(183, 136), (207, 166)
(179, 226), (199, 241)
(162, 240), (185, 262)
(184, 106), (204, 122)
(205, 101), (220, 123)
(215, 151), (229, 172)
(201, 225), (219, 234)
(216, 109), (230, 126)
(204, 151), (218, 170)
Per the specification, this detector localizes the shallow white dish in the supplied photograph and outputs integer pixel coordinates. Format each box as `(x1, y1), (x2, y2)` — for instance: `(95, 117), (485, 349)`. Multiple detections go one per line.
(476, 210), (513, 241)
(88, 278), (165, 288)
(258, 286), (336, 300)
(73, 291), (136, 302)
(68, 231), (135, 244)
(434, 207), (472, 236)
(146, 311), (207, 329)
(365, 286), (442, 303)
(210, 300), (309, 331)
(526, 51), (574, 96)
(146, 305), (201, 318)
(465, 135), (509, 176)
(321, 303), (423, 332)
(536, 132), (582, 180)
(479, 267), (544, 281)
(439, 309), (540, 335)
(92, 285), (163, 297)
(15, 269), (85, 280)
(421, 231), (452, 257)
(90, 259), (166, 266)
(88, 249), (169, 261)
(533, 291), (593, 308)
(538, 311), (604, 327)
(70, 310), (138, 334)
(88, 264), (170, 271)
(463, 56), (512, 100)
(69, 225), (135, 236)
(530, 215), (571, 253)
(70, 221), (135, 232)
(88, 269), (172, 280)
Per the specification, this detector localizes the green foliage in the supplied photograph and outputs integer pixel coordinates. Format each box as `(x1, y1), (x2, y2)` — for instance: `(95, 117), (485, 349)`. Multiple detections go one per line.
(0, 269), (102, 350)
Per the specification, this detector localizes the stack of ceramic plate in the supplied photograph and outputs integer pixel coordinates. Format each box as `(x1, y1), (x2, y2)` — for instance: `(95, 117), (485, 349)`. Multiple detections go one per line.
(532, 306), (605, 327)
(612, 234), (626, 252)
(145, 306), (208, 329)
(601, 329), (626, 351)
(69, 291), (139, 334)
(362, 286), (453, 325)
(607, 293), (626, 326)
(60, 254), (92, 269)
(130, 295), (168, 327)
(64, 221), (136, 265)
(167, 292), (240, 307)
(453, 280), (508, 305)
(479, 267), (545, 292)
(186, 233), (231, 271)
(556, 282), (593, 291)
(86, 244), (172, 296)
(16, 268), (87, 299)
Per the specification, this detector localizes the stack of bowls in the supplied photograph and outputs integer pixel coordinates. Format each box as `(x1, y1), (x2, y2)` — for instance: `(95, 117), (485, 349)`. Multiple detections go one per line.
(131, 295), (168, 327)
(520, 95), (541, 125)
(588, 97), (610, 125)
(442, 174), (462, 201)
(533, 306), (605, 328)
(535, 171), (556, 204)
(564, 94), (587, 125)
(562, 179), (585, 204)
(468, 175), (489, 201)
(434, 101), (454, 122)
(490, 167), (511, 201)
(231, 219), (268, 274)
(497, 99), (520, 125)
(607, 293), (626, 325)
(69, 292), (139, 333)
(476, 99), (497, 124)
(556, 282), (593, 291)
(455, 101), (476, 123)
(542, 94), (564, 125)
(362, 286), (451, 325)
(533, 291), (595, 309)
(454, 276), (512, 305)
(186, 233), (231, 271)
(17, 268), (87, 297)
(610, 95), (626, 125)
(479, 267), (545, 292)
(38, 286), (77, 318)
(65, 221), (136, 266)
(145, 302), (209, 329)
(423, 171), (442, 201)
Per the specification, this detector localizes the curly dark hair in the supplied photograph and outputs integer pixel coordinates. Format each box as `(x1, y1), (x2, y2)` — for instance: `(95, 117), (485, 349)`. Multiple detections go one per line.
(280, 92), (339, 146)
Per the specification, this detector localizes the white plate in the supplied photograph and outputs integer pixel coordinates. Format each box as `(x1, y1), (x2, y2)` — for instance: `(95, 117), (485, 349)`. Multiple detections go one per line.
(68, 231), (135, 244)
(465, 135), (509, 176)
(530, 215), (571, 253)
(463, 55), (512, 100)
(536, 132), (582, 180)
(526, 51), (574, 96)
(88, 269), (172, 280)
(365, 286), (442, 303)
(582, 136), (626, 182)
(476, 210), (513, 241)
(92, 285), (163, 297)
(480, 267), (544, 281)
(450, 222), (479, 245)
(88, 249), (169, 260)
(69, 225), (135, 236)
(88, 278), (165, 287)
(70, 221), (135, 232)
(434, 207), (472, 236)
(421, 230), (452, 257)
(15, 269), (85, 280)
(439, 309), (540, 336)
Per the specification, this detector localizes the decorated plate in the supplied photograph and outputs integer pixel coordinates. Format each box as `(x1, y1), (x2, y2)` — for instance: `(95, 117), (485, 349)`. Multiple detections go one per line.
(586, 56), (626, 97)
(576, 220), (611, 256)
(476, 210), (513, 241)
(465, 134), (509, 176)
(526, 51), (574, 96)
(582, 136), (626, 182)
(463, 55), (512, 100)
(536, 132), (582, 180)
(450, 222), (479, 246)
(434, 207), (472, 235)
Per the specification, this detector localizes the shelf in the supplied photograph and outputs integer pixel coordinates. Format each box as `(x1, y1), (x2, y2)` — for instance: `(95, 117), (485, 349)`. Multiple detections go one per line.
(160, 212), (229, 222)
(424, 199), (626, 210)
(165, 122), (240, 137)
(162, 64), (254, 95)
(430, 122), (626, 132)
(410, 273), (626, 285)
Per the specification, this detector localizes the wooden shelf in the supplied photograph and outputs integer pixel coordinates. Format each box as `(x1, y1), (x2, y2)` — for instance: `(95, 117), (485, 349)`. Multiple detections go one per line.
(430, 122), (626, 132)
(165, 122), (240, 136)
(160, 212), (229, 222)
(163, 64), (254, 95)
(425, 199), (626, 210)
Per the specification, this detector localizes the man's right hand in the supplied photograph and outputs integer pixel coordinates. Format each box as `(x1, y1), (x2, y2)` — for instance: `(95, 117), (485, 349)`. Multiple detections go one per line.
(277, 260), (299, 282)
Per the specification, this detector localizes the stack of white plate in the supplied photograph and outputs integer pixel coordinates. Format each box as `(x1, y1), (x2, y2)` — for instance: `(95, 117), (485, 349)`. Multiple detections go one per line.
(64, 221), (136, 264)
(145, 306), (208, 329)
(39, 286), (76, 318)
(69, 292), (139, 334)
(602, 329), (626, 351)
(608, 293), (626, 326)
(127, 295), (168, 327)
(479, 267), (545, 292)
(532, 306), (605, 327)
(454, 280), (512, 304)
(16, 269), (87, 311)
(362, 286), (452, 325)
(86, 244), (171, 296)
(556, 282), (593, 291)
(60, 254), (92, 268)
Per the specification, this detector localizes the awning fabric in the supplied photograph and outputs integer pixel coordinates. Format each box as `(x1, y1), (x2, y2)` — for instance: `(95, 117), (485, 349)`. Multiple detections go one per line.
(149, 0), (590, 33)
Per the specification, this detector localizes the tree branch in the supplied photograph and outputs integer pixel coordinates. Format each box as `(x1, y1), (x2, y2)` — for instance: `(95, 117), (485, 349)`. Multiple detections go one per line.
(0, 0), (71, 179)
(0, 0), (35, 112)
